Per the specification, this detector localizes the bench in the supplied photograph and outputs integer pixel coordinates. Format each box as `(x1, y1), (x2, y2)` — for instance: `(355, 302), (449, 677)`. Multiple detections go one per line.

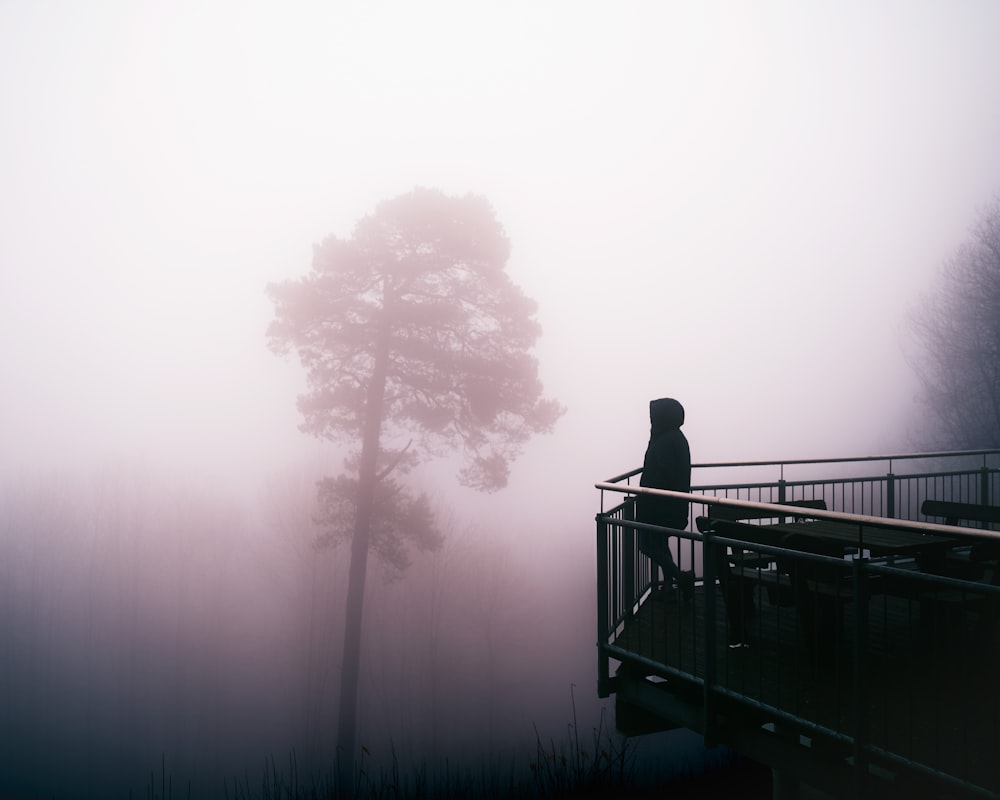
(919, 499), (1000, 631)
(882, 554), (1000, 637)
(920, 499), (1000, 576)
(696, 500), (831, 648)
(696, 498), (828, 583)
(920, 499), (1000, 527)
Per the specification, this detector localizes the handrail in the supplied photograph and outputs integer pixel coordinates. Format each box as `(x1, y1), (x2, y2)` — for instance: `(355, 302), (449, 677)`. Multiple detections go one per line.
(691, 448), (1000, 470)
(594, 483), (1000, 542)
(603, 449), (1000, 486)
(602, 467), (642, 484)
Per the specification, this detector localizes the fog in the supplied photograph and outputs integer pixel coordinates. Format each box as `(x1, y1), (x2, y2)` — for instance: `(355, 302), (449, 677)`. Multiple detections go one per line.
(2, 2), (1000, 796)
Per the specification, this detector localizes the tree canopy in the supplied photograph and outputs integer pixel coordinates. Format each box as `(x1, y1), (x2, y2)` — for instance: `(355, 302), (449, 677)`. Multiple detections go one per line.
(910, 196), (1000, 449)
(268, 187), (563, 491)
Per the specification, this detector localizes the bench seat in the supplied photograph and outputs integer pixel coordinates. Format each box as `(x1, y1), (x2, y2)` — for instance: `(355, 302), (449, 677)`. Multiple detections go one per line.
(921, 499), (1000, 527)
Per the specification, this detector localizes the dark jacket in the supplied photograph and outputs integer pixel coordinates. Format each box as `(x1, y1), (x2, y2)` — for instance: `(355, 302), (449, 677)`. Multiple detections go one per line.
(637, 398), (691, 529)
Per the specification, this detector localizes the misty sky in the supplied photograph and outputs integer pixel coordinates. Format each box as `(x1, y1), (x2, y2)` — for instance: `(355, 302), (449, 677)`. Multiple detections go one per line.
(2, 1), (1000, 520)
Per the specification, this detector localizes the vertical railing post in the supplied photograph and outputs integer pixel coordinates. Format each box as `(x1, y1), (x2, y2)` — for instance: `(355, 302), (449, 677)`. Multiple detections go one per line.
(981, 465), (991, 507)
(777, 478), (787, 522)
(852, 555), (871, 799)
(596, 513), (610, 698)
(623, 499), (636, 616)
(702, 531), (718, 745)
(885, 472), (896, 519)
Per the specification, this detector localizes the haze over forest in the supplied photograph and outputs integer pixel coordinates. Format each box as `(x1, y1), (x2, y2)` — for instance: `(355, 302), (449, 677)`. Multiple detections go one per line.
(2, 2), (1000, 797)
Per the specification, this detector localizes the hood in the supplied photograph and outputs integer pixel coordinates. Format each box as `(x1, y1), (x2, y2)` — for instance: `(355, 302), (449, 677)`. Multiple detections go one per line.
(649, 397), (685, 432)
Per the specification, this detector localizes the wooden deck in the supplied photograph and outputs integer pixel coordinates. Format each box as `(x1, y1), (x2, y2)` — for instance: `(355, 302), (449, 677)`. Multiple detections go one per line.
(612, 581), (1000, 796)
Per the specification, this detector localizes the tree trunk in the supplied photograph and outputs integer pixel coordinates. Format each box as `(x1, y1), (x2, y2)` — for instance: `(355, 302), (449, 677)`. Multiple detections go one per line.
(336, 291), (392, 791)
(336, 462), (375, 789)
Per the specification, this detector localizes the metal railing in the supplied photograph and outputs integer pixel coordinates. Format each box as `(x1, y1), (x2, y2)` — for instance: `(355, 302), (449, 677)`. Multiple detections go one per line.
(601, 449), (1000, 521)
(596, 450), (1000, 798)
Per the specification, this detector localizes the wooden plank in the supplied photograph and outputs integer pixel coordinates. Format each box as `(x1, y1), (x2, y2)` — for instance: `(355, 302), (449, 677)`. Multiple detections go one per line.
(763, 520), (959, 558)
(703, 498), (827, 523)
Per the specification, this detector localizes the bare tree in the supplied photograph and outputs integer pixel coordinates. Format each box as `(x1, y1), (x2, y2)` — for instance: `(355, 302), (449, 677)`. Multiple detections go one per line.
(910, 195), (1000, 449)
(266, 188), (564, 785)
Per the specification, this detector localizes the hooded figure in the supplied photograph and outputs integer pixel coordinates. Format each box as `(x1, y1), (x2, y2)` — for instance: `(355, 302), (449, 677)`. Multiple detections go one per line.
(636, 397), (694, 598)
(638, 398), (691, 526)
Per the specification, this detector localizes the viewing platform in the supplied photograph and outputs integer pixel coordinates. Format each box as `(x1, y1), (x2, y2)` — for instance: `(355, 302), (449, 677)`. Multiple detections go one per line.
(596, 451), (1000, 800)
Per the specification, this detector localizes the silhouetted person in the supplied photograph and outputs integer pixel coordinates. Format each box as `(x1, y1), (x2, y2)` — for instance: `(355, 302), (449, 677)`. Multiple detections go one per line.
(636, 397), (695, 600)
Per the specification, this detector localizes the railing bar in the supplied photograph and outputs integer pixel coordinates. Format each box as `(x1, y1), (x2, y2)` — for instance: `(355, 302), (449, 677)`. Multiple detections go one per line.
(597, 486), (1000, 542)
(709, 685), (855, 744)
(691, 448), (1000, 470)
(866, 744), (1000, 799)
(689, 469), (1000, 495)
(601, 644), (705, 688)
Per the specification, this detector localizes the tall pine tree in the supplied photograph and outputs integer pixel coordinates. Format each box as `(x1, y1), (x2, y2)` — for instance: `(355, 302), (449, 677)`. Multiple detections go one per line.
(267, 188), (563, 785)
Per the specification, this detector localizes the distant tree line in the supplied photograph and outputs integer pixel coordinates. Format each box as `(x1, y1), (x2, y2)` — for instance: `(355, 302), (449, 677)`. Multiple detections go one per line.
(910, 195), (1000, 450)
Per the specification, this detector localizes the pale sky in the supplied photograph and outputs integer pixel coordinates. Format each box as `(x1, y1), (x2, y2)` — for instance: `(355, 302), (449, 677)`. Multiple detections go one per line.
(2, 1), (999, 515)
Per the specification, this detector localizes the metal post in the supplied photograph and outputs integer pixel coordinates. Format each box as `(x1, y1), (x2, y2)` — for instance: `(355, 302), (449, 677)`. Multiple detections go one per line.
(981, 465), (991, 507)
(885, 472), (896, 519)
(703, 531), (718, 745)
(623, 500), (636, 617)
(596, 514), (610, 698)
(852, 555), (870, 799)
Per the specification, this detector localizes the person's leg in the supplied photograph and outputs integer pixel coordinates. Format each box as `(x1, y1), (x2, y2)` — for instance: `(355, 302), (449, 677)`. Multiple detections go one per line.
(640, 531), (694, 598)
(655, 539), (695, 601)
(638, 531), (664, 588)
(670, 537), (699, 601)
(659, 543), (684, 583)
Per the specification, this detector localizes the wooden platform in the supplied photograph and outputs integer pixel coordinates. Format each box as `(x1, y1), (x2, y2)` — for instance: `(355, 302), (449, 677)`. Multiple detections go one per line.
(612, 581), (1000, 795)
